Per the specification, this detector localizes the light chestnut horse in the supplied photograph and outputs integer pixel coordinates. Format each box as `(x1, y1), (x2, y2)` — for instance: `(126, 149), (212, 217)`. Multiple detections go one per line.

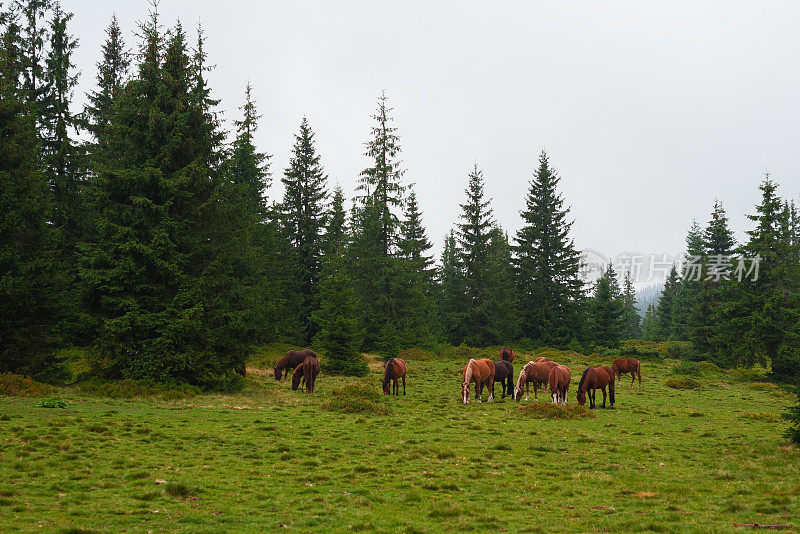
(461, 358), (495, 405)
(534, 356), (550, 363)
(382, 358), (407, 395)
(612, 358), (641, 388)
(548, 365), (571, 405)
(514, 360), (558, 402)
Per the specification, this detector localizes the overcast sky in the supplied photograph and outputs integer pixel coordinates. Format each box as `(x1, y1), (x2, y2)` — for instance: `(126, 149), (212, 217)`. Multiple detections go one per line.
(63, 1), (799, 280)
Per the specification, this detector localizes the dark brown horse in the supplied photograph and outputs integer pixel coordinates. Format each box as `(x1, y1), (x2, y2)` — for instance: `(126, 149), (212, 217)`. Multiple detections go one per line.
(548, 365), (571, 405)
(461, 358), (495, 405)
(382, 358), (407, 395)
(577, 366), (615, 409)
(291, 356), (320, 393)
(275, 349), (317, 380)
(492, 359), (514, 399)
(500, 347), (515, 362)
(612, 358), (641, 387)
(514, 360), (558, 402)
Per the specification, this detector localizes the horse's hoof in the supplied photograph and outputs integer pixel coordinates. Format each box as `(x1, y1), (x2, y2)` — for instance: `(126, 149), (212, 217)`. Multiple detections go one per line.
(477, 400), (482, 404)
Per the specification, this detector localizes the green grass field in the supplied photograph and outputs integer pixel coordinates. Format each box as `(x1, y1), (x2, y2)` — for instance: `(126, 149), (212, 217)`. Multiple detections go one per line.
(1, 347), (798, 533)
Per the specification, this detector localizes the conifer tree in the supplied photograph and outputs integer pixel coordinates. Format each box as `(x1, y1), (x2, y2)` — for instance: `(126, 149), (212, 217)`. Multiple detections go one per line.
(85, 14), (128, 141)
(655, 265), (679, 340)
(356, 91), (404, 256)
(589, 263), (625, 347)
(16, 0), (51, 133)
(323, 184), (348, 258)
(80, 12), (254, 386)
(312, 254), (366, 376)
(229, 82), (270, 215)
(784, 383), (800, 444)
(0, 14), (64, 379)
(514, 150), (583, 345)
(621, 271), (641, 339)
(439, 230), (467, 344)
(641, 303), (659, 341)
(281, 117), (328, 343)
(398, 187), (435, 287)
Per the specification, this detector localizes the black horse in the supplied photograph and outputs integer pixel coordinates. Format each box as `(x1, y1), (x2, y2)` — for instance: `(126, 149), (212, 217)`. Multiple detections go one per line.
(492, 360), (514, 399)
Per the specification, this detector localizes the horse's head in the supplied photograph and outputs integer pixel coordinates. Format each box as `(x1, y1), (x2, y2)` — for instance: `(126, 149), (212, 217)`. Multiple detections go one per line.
(461, 380), (470, 404)
(274, 365), (283, 381)
(577, 389), (586, 405)
(382, 378), (391, 395)
(291, 368), (302, 391)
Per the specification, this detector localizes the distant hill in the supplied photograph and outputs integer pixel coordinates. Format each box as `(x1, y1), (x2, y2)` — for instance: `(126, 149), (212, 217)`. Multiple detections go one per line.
(635, 283), (663, 315)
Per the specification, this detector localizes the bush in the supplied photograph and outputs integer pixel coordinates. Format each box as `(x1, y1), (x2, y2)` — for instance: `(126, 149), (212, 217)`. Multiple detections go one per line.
(664, 341), (697, 360)
(0, 373), (52, 397)
(324, 382), (390, 415)
(517, 402), (594, 420)
(671, 361), (701, 375)
(36, 398), (67, 409)
(665, 377), (702, 390)
(618, 340), (663, 361)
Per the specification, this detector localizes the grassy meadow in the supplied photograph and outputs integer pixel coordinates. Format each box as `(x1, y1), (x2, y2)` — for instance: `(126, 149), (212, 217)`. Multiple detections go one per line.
(1, 346), (798, 533)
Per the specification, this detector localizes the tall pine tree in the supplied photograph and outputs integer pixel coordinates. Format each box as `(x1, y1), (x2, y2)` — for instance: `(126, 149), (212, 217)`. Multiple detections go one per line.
(514, 151), (583, 346)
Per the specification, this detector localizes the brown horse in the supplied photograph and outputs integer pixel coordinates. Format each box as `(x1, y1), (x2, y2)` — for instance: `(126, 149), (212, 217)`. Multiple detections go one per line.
(382, 358), (407, 395)
(612, 358), (641, 387)
(514, 360), (558, 402)
(492, 360), (514, 399)
(576, 366), (615, 409)
(500, 347), (515, 362)
(461, 359), (495, 405)
(548, 365), (571, 405)
(291, 356), (320, 393)
(275, 349), (317, 380)
(534, 356), (550, 363)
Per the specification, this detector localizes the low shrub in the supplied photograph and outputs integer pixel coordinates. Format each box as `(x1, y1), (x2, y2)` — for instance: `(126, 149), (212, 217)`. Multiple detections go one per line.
(748, 382), (778, 391)
(665, 377), (702, 390)
(618, 340), (663, 361)
(0, 373), (52, 397)
(664, 341), (697, 360)
(36, 398), (67, 409)
(517, 402), (594, 420)
(324, 382), (390, 415)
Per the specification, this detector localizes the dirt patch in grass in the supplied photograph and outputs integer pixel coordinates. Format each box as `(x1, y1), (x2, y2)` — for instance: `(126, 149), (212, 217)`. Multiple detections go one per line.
(742, 412), (779, 423)
(324, 382), (391, 415)
(665, 377), (702, 390)
(0, 373), (52, 397)
(517, 403), (594, 419)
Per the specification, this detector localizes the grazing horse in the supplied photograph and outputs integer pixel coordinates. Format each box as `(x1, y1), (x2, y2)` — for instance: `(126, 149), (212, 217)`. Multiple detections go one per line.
(492, 360), (514, 399)
(548, 365), (571, 405)
(274, 349), (317, 380)
(514, 360), (558, 402)
(577, 366), (615, 409)
(382, 358), (407, 396)
(500, 347), (515, 363)
(612, 358), (641, 387)
(461, 359), (495, 405)
(291, 356), (321, 393)
(534, 356), (550, 363)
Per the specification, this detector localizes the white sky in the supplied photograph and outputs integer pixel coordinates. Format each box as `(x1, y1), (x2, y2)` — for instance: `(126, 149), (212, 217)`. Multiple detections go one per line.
(63, 1), (799, 275)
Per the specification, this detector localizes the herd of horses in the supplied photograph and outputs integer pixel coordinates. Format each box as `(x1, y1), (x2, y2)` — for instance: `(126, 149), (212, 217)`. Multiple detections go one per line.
(273, 346), (641, 409)
(461, 348), (642, 408)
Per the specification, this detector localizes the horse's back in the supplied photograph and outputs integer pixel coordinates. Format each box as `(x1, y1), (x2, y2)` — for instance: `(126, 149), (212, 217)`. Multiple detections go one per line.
(394, 358), (407, 377)
(536, 360), (559, 381)
(595, 365), (614, 383)
(494, 360), (512, 379)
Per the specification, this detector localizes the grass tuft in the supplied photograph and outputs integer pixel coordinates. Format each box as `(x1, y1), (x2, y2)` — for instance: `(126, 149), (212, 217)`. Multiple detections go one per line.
(665, 377), (702, 390)
(324, 382), (390, 415)
(164, 483), (195, 499)
(517, 402), (594, 419)
(36, 398), (67, 409)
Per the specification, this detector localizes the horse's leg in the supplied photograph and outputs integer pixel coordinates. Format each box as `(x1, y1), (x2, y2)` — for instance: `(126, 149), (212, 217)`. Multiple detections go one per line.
(637, 366), (642, 388)
(487, 377), (493, 403)
(601, 386), (607, 408)
(402, 376), (406, 395)
(476, 382), (482, 404)
(630, 371), (635, 388)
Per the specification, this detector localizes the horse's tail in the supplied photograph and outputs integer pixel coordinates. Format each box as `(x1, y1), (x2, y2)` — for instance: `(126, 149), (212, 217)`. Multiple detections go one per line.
(578, 367), (590, 396)
(636, 360), (642, 386)
(609, 374), (615, 405)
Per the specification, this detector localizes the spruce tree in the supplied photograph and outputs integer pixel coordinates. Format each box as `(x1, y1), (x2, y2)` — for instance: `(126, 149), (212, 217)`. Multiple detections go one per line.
(85, 14), (128, 141)
(398, 187), (435, 287)
(514, 150), (583, 346)
(655, 265), (679, 340)
(0, 14), (64, 379)
(621, 271), (641, 339)
(281, 117), (328, 343)
(439, 230), (467, 344)
(312, 254), (366, 376)
(16, 0), (51, 134)
(641, 303), (659, 341)
(589, 263), (625, 347)
(80, 13), (253, 386)
(456, 164), (499, 346)
(356, 91), (404, 256)
(323, 184), (348, 258)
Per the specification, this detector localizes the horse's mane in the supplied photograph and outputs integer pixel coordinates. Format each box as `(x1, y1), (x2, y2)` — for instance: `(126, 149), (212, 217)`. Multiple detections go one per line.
(383, 359), (395, 384)
(463, 359), (475, 385)
(578, 367), (591, 395)
(276, 352), (291, 370)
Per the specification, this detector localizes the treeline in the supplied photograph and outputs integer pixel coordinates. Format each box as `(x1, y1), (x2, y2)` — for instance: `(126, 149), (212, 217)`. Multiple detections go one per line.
(1, 3), (797, 387)
(642, 186), (800, 379)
